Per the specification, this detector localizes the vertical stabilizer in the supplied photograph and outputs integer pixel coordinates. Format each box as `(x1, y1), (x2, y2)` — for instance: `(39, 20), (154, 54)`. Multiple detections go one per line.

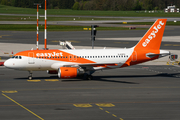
(134, 19), (167, 50)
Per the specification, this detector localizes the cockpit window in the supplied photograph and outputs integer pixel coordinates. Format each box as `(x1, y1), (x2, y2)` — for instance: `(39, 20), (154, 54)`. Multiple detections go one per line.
(11, 56), (22, 59)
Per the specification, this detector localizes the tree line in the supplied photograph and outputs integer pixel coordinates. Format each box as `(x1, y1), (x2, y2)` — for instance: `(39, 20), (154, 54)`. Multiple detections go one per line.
(0, 0), (180, 11)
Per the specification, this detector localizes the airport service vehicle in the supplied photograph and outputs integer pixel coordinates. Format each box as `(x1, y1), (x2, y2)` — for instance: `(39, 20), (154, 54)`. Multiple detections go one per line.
(4, 19), (170, 80)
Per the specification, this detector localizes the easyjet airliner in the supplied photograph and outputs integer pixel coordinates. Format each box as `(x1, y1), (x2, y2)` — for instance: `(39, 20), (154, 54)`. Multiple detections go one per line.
(4, 19), (170, 80)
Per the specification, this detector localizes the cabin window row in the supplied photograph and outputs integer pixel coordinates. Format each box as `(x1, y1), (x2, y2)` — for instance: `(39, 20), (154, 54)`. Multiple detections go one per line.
(36, 55), (128, 59)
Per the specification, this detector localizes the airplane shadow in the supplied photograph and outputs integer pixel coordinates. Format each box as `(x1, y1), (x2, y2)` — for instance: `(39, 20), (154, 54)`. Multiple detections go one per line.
(14, 73), (180, 84)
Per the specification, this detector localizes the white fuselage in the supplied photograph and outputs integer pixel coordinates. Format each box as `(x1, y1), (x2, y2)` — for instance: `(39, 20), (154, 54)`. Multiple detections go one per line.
(4, 48), (134, 71)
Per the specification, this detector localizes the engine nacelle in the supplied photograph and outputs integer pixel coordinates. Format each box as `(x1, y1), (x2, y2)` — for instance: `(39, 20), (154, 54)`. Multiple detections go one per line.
(47, 70), (58, 74)
(58, 67), (79, 79)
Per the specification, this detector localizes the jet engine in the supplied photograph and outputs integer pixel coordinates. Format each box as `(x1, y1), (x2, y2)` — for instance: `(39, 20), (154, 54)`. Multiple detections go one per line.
(58, 67), (83, 79)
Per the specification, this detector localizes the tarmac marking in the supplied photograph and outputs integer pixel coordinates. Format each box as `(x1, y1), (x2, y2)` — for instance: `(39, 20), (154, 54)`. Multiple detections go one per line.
(114, 42), (129, 44)
(112, 114), (117, 117)
(73, 104), (92, 107)
(27, 80), (41, 82)
(106, 111), (110, 113)
(45, 79), (59, 82)
(2, 90), (18, 93)
(98, 107), (123, 120)
(1, 101), (180, 107)
(2, 93), (44, 120)
(164, 44), (180, 46)
(0, 35), (11, 38)
(51, 40), (80, 43)
(69, 40), (80, 43)
(96, 103), (115, 107)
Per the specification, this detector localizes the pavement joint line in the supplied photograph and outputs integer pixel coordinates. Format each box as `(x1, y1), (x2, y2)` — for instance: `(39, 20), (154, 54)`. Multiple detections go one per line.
(1, 101), (180, 107)
(2, 93), (44, 120)
(6, 86), (180, 92)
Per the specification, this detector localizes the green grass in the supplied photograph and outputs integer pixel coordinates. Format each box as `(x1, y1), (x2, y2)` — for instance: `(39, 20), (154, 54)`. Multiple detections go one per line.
(119, 21), (180, 26)
(0, 15), (138, 21)
(0, 24), (147, 31)
(0, 4), (180, 17)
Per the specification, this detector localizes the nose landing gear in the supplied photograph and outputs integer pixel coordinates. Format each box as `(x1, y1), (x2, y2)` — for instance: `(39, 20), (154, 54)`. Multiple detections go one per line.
(28, 71), (33, 80)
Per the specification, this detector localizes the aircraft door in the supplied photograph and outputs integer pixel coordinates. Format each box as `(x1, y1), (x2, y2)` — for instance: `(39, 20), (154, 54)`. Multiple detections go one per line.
(132, 51), (137, 62)
(28, 52), (35, 64)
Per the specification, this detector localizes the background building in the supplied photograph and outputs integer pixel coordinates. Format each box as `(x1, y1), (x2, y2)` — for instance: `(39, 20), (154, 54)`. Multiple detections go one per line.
(165, 5), (179, 13)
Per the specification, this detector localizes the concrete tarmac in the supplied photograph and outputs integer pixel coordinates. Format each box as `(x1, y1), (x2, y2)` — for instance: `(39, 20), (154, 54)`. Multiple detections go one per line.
(0, 26), (180, 120)
(0, 65), (180, 120)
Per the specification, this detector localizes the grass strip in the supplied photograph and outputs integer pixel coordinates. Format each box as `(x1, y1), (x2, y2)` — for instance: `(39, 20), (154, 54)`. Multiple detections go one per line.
(112, 21), (180, 26)
(0, 24), (147, 31)
(0, 15), (138, 21)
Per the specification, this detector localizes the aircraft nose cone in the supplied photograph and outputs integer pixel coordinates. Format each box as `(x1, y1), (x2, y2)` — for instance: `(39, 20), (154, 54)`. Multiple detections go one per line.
(4, 60), (12, 68)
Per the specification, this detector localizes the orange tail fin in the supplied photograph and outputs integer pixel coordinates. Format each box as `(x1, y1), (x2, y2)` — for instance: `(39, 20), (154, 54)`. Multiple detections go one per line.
(134, 19), (167, 50)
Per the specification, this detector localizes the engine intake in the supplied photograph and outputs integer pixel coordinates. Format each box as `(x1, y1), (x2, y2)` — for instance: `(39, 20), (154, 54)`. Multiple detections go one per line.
(58, 67), (82, 79)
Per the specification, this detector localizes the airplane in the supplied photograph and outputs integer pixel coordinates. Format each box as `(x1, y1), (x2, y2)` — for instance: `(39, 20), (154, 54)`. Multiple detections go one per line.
(4, 19), (170, 80)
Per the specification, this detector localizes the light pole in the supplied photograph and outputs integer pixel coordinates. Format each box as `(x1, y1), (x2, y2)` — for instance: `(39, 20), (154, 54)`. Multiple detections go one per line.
(34, 3), (41, 50)
(91, 25), (99, 49)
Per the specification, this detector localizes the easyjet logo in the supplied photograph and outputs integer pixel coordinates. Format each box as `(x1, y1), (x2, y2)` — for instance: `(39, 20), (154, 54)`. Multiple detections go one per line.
(36, 52), (63, 57)
(142, 21), (164, 47)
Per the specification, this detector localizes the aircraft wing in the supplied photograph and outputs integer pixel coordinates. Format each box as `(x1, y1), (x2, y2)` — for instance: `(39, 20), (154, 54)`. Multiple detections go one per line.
(51, 62), (123, 70)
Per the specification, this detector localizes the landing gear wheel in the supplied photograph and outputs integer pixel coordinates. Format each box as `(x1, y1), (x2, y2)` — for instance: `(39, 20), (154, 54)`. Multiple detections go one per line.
(83, 73), (93, 80)
(87, 75), (93, 80)
(28, 71), (33, 80)
(28, 76), (32, 80)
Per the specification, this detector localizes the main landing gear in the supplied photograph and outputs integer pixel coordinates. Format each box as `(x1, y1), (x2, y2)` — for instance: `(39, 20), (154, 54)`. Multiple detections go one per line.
(83, 73), (93, 80)
(28, 71), (33, 80)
